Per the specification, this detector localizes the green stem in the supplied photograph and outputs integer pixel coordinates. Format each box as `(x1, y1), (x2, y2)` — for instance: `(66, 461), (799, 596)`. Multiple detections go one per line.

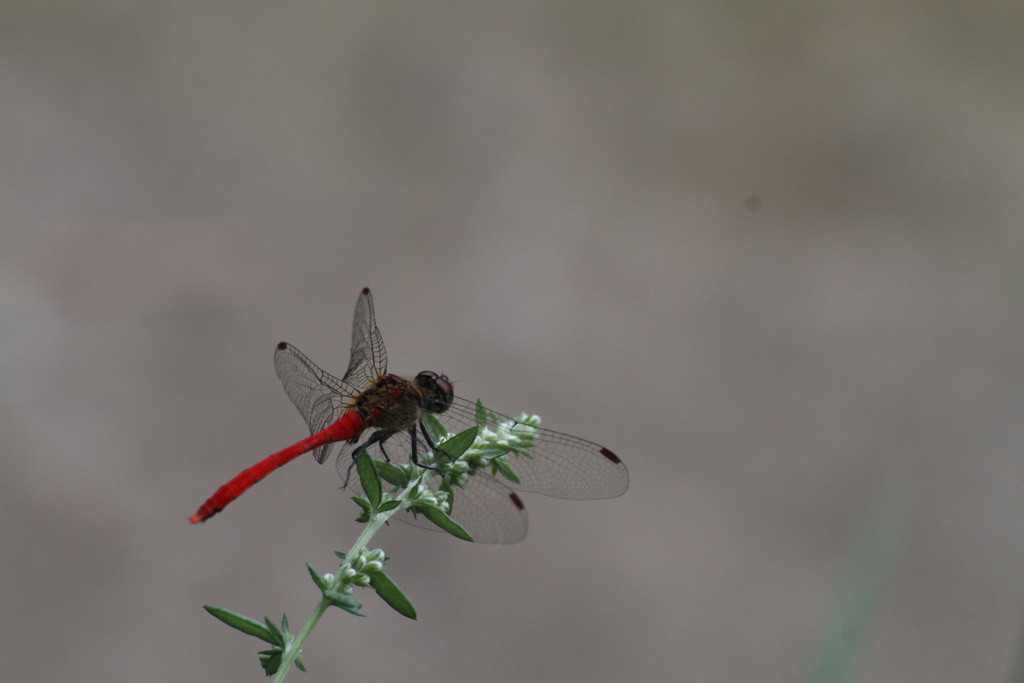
(270, 506), (398, 683)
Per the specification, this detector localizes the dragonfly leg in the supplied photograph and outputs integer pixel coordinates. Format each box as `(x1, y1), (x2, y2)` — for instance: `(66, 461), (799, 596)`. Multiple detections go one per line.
(418, 421), (458, 465)
(418, 421), (436, 451)
(410, 424), (440, 472)
(342, 429), (396, 488)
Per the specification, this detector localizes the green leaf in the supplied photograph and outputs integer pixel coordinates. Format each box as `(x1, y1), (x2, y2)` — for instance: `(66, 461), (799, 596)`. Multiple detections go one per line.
(491, 456), (522, 484)
(306, 563), (328, 591)
(378, 500), (401, 512)
(475, 399), (487, 428)
(422, 413), (448, 445)
(295, 659), (307, 673)
(334, 550), (347, 560)
(356, 453), (382, 508)
(324, 590), (365, 616)
(409, 503), (474, 542)
(323, 590), (359, 608)
(203, 606), (278, 645)
(438, 479), (455, 515)
(264, 616), (284, 645)
(374, 459), (410, 486)
(352, 496), (371, 522)
(368, 571), (417, 620)
(280, 613), (290, 634)
(437, 426), (479, 461)
(259, 648), (283, 676)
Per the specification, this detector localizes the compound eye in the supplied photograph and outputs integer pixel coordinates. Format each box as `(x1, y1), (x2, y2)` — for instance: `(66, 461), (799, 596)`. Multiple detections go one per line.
(415, 371), (454, 414)
(434, 374), (453, 401)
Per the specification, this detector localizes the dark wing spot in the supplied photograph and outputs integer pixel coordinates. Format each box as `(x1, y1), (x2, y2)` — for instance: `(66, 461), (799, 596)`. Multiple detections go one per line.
(599, 447), (622, 464)
(508, 493), (525, 510)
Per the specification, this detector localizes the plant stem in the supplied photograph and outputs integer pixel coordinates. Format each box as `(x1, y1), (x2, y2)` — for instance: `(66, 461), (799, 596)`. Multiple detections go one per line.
(271, 506), (399, 683)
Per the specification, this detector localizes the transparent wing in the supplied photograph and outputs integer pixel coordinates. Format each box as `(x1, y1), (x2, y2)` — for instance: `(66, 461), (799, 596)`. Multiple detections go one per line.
(337, 427), (529, 544)
(394, 470), (529, 545)
(274, 342), (364, 464)
(273, 289), (386, 465)
(337, 395), (627, 543)
(343, 287), (388, 388)
(439, 396), (630, 499)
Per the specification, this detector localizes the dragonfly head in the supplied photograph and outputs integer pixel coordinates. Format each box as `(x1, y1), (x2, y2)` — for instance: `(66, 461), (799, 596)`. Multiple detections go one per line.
(414, 371), (454, 415)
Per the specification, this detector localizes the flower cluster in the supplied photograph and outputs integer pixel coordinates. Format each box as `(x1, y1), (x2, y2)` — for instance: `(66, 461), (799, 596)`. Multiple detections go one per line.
(423, 408), (540, 490)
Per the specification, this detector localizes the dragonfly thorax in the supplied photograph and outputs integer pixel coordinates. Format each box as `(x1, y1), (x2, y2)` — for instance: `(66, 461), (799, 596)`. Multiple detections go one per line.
(352, 372), (453, 434)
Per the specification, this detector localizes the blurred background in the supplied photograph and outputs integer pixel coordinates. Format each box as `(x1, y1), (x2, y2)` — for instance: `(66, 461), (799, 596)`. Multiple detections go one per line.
(3, 2), (1024, 681)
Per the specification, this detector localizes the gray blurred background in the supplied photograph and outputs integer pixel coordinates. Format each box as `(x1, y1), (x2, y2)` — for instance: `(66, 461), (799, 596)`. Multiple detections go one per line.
(3, 2), (1024, 681)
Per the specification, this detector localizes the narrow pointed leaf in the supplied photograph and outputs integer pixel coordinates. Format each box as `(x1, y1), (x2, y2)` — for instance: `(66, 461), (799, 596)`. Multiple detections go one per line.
(334, 550), (347, 560)
(356, 453), (382, 508)
(378, 500), (401, 512)
(491, 456), (522, 485)
(306, 563), (328, 591)
(368, 571), (417, 620)
(260, 649), (282, 675)
(373, 459), (410, 486)
(437, 426), (479, 461)
(324, 590), (365, 616)
(352, 496), (372, 521)
(295, 659), (307, 673)
(422, 413), (448, 445)
(203, 606), (277, 645)
(410, 503), (474, 542)
(322, 590), (360, 609)
(280, 613), (289, 634)
(264, 616), (284, 646)
(439, 480), (455, 514)
(475, 399), (487, 428)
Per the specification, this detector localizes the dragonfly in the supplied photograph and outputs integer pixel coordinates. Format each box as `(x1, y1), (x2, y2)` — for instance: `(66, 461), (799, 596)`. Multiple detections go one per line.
(190, 287), (628, 543)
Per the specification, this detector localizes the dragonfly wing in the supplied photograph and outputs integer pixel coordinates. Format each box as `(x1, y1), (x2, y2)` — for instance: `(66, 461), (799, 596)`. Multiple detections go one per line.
(336, 427), (528, 544)
(336, 392), (627, 543)
(274, 342), (363, 464)
(394, 474), (529, 544)
(438, 397), (630, 500)
(343, 287), (388, 388)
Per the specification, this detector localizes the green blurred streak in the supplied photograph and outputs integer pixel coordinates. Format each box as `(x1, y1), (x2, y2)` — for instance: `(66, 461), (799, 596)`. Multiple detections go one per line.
(806, 485), (912, 683)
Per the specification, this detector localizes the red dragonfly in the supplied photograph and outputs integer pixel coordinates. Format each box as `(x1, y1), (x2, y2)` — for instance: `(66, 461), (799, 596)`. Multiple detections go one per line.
(190, 288), (628, 543)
